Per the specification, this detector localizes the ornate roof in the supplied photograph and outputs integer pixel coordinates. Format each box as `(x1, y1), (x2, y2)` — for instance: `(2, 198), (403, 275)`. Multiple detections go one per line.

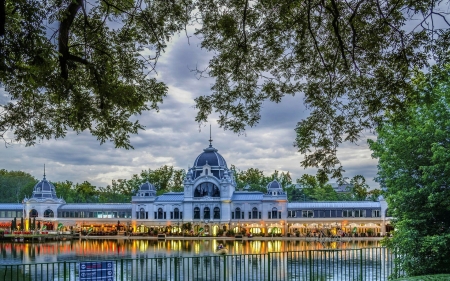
(191, 144), (228, 180)
(30, 176), (58, 200)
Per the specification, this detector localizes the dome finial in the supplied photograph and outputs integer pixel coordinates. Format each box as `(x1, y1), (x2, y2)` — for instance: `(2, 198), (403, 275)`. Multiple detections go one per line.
(209, 124), (213, 147)
(43, 164), (46, 180)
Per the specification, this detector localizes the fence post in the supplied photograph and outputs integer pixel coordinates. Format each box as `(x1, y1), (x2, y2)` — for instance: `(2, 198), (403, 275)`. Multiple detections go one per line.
(360, 249), (363, 281)
(309, 250), (312, 281)
(174, 257), (178, 281)
(63, 261), (67, 281)
(120, 259), (123, 281)
(223, 255), (227, 281)
(268, 253), (271, 281)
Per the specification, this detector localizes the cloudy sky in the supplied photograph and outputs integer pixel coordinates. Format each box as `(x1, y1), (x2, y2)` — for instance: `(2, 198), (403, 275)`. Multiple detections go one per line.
(0, 30), (380, 189)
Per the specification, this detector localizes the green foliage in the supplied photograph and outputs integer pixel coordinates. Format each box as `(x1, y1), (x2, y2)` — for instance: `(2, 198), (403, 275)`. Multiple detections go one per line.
(231, 165), (270, 192)
(369, 65), (450, 276)
(0, 169), (36, 203)
(194, 0), (447, 181)
(1, 0), (448, 180)
(349, 175), (369, 200)
(393, 274), (450, 281)
(297, 174), (338, 201)
(140, 165), (185, 194)
(0, 0), (192, 148)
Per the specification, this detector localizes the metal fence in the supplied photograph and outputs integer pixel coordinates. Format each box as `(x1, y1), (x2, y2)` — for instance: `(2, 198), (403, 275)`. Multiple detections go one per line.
(1, 247), (397, 281)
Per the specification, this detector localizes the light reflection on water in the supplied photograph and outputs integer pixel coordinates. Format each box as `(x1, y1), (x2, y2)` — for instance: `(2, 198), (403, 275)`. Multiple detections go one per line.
(0, 238), (381, 265)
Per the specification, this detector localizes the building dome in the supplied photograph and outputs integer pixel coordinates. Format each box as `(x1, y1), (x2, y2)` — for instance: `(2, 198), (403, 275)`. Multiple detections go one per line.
(191, 144), (228, 179)
(31, 176), (58, 200)
(266, 180), (286, 196)
(137, 181), (156, 197)
(267, 180), (282, 190)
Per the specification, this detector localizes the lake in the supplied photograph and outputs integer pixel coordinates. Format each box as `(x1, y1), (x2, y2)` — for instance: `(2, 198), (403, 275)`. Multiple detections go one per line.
(0, 238), (382, 265)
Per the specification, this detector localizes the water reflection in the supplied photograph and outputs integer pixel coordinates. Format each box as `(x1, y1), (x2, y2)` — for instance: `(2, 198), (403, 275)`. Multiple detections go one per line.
(0, 239), (381, 265)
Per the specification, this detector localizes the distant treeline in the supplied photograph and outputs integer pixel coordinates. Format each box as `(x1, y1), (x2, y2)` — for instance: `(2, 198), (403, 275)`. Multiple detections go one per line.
(0, 166), (381, 203)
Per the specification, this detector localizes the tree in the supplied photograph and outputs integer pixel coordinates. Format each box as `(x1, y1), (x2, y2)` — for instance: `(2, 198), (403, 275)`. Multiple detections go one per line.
(98, 179), (131, 203)
(140, 165), (185, 195)
(54, 180), (76, 202)
(0, 0), (188, 148)
(232, 165), (271, 192)
(1, 0), (449, 179)
(0, 169), (36, 203)
(74, 181), (98, 203)
(349, 175), (369, 200)
(297, 174), (338, 201)
(369, 65), (450, 276)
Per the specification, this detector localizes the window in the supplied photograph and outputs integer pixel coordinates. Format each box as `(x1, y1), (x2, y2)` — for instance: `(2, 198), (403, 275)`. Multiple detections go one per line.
(157, 208), (163, 219)
(214, 207), (220, 219)
(44, 209), (54, 218)
(139, 208), (145, 219)
(235, 208), (241, 219)
(288, 210), (296, 218)
(372, 210), (381, 217)
(343, 210), (352, 217)
(204, 207), (210, 219)
(29, 209), (38, 218)
(302, 210), (313, 218)
(271, 208), (278, 219)
(174, 208), (180, 219)
(194, 182), (220, 197)
(252, 207), (258, 219)
(194, 207), (200, 219)
(354, 210), (365, 217)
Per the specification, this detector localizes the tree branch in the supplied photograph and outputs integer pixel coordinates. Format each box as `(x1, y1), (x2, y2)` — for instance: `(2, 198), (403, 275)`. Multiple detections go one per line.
(0, 0), (4, 36)
(59, 0), (83, 79)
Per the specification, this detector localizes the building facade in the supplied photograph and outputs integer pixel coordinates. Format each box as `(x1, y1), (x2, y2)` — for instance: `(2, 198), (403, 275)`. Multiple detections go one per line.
(0, 142), (391, 236)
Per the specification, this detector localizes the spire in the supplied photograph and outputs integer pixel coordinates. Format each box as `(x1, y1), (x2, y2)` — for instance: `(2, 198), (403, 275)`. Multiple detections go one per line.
(43, 164), (46, 180)
(209, 124), (213, 147)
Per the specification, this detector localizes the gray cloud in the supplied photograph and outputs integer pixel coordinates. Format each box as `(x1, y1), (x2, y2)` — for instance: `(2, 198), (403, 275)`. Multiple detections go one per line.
(0, 35), (380, 191)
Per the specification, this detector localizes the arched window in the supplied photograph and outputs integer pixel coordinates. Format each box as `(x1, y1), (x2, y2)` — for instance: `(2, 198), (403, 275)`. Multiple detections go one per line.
(271, 207), (278, 219)
(44, 209), (54, 218)
(252, 207), (258, 219)
(157, 208), (163, 219)
(194, 182), (220, 197)
(214, 207), (220, 219)
(29, 209), (38, 218)
(194, 207), (200, 219)
(204, 207), (210, 220)
(174, 208), (180, 219)
(139, 208), (145, 219)
(235, 207), (241, 220)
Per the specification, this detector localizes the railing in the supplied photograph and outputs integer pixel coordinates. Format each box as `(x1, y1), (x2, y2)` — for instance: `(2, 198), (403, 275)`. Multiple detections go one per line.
(0, 247), (398, 281)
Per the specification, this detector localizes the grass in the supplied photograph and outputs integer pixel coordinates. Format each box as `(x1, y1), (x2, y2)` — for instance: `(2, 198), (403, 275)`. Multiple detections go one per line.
(393, 274), (450, 281)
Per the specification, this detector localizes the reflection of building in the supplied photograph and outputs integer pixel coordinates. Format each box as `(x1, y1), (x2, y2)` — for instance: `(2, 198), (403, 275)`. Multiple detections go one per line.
(0, 140), (390, 236)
